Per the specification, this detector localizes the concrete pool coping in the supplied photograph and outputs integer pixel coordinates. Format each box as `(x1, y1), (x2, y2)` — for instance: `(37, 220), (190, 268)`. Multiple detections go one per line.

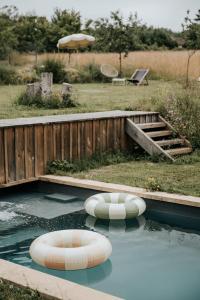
(0, 259), (122, 300)
(39, 175), (200, 208)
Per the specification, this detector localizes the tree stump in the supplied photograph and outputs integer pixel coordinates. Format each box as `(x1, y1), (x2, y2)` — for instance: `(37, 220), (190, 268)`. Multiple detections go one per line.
(40, 72), (53, 98)
(26, 82), (41, 97)
(62, 82), (72, 96)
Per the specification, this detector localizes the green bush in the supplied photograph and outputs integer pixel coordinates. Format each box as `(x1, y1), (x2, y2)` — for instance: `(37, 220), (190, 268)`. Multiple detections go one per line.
(65, 64), (110, 84)
(35, 62), (110, 84)
(125, 85), (200, 149)
(62, 94), (79, 108)
(16, 91), (79, 109)
(80, 63), (110, 83)
(37, 59), (66, 83)
(65, 68), (81, 83)
(17, 68), (39, 83)
(154, 89), (200, 149)
(0, 65), (19, 84)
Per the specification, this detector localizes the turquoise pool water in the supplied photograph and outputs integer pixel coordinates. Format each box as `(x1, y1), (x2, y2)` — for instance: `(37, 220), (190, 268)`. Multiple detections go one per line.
(0, 188), (200, 300)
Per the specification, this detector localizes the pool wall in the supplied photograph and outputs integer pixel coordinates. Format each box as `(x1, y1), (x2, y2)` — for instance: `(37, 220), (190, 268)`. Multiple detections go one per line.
(0, 176), (200, 299)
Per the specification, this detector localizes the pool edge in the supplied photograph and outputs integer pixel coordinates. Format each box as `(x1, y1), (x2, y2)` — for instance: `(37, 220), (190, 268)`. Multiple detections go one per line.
(39, 175), (200, 208)
(0, 259), (122, 300)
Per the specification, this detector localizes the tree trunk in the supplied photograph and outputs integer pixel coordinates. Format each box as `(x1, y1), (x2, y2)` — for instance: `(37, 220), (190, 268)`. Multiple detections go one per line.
(35, 50), (38, 66)
(119, 52), (122, 78)
(68, 53), (71, 65)
(186, 50), (195, 88)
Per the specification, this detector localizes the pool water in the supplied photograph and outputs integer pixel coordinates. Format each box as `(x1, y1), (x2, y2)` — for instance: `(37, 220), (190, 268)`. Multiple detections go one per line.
(0, 188), (200, 300)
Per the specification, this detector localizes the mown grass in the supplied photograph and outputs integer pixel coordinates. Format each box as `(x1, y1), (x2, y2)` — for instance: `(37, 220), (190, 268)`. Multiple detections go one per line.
(0, 81), (182, 119)
(56, 150), (200, 197)
(0, 280), (43, 300)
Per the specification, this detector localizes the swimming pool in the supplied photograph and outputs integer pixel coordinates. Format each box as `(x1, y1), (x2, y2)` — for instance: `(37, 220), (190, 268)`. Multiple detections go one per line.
(0, 182), (200, 300)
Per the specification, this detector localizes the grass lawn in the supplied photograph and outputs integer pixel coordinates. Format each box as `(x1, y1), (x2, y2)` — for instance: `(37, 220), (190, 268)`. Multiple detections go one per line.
(0, 80), (181, 119)
(63, 151), (200, 197)
(0, 80), (199, 197)
(0, 280), (43, 300)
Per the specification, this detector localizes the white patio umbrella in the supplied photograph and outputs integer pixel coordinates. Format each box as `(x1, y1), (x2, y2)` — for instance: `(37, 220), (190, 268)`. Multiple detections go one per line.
(57, 33), (95, 64)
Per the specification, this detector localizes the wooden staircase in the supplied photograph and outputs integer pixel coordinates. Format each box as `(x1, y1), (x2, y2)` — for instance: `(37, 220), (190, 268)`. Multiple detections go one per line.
(126, 115), (192, 161)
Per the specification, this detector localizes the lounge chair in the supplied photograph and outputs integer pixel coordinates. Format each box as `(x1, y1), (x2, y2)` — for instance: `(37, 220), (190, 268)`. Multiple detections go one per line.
(127, 69), (149, 86)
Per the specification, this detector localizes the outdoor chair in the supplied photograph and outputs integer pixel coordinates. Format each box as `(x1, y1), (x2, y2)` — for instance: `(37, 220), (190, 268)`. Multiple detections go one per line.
(100, 64), (127, 86)
(127, 69), (149, 86)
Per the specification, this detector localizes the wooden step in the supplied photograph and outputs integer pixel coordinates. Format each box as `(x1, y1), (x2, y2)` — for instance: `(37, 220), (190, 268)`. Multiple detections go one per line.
(147, 130), (172, 138)
(156, 138), (185, 147)
(138, 122), (166, 130)
(126, 118), (175, 161)
(165, 147), (192, 156)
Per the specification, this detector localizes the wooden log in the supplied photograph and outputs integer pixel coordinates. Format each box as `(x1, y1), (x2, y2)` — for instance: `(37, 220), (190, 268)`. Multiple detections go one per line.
(6, 128), (16, 182)
(15, 127), (25, 180)
(34, 125), (44, 176)
(63, 123), (70, 161)
(72, 122), (78, 160)
(40, 72), (53, 98)
(100, 120), (107, 152)
(53, 124), (62, 160)
(25, 126), (35, 179)
(85, 121), (93, 157)
(62, 83), (72, 95)
(26, 82), (40, 97)
(80, 122), (86, 159)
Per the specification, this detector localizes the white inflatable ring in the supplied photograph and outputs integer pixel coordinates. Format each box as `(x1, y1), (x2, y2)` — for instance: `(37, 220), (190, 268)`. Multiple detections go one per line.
(86, 215), (146, 235)
(30, 229), (112, 270)
(85, 193), (146, 220)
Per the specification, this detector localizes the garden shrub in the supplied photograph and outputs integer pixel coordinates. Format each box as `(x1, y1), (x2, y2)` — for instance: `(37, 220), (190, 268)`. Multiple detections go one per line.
(62, 94), (79, 108)
(35, 62), (107, 84)
(65, 68), (81, 83)
(17, 68), (39, 83)
(125, 85), (200, 149)
(16, 91), (79, 109)
(80, 63), (110, 83)
(36, 59), (67, 83)
(65, 63), (110, 83)
(154, 88), (200, 149)
(0, 65), (19, 84)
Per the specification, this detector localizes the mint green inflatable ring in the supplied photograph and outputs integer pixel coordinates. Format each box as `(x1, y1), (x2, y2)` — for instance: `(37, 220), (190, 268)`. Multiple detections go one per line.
(84, 193), (146, 220)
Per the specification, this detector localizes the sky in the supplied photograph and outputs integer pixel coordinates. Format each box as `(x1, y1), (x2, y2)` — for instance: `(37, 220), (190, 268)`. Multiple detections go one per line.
(1, 0), (199, 31)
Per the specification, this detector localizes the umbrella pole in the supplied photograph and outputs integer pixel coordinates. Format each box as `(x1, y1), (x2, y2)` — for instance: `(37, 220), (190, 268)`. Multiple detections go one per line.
(68, 52), (71, 65)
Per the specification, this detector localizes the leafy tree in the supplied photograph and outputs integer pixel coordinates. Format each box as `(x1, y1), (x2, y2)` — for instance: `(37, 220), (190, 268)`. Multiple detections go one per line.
(0, 5), (18, 60)
(91, 11), (134, 76)
(14, 15), (49, 63)
(182, 9), (200, 87)
(48, 9), (81, 52)
(183, 9), (200, 49)
(52, 8), (81, 33)
(108, 11), (132, 76)
(0, 5), (181, 59)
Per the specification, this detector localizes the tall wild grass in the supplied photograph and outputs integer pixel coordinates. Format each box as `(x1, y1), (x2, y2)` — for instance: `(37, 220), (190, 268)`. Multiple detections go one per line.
(9, 50), (200, 80)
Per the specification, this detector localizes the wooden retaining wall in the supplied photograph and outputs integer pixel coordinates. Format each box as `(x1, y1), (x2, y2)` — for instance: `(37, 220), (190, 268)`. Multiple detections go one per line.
(0, 111), (158, 187)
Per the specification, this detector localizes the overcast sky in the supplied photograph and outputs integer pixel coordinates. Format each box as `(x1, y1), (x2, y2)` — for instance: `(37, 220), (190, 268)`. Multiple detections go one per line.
(1, 0), (199, 31)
